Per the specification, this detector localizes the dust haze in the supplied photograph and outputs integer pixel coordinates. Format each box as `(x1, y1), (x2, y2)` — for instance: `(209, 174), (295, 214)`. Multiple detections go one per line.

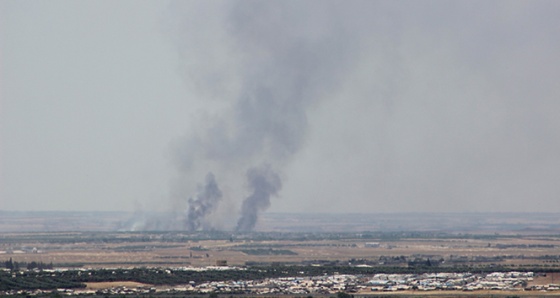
(1, 1), (560, 229)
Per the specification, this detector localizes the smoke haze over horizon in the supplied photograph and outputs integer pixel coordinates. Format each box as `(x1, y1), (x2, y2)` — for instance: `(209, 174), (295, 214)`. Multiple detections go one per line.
(2, 1), (560, 225)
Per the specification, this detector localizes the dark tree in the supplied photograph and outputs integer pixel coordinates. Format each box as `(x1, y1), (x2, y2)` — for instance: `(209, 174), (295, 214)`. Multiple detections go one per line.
(337, 292), (353, 298)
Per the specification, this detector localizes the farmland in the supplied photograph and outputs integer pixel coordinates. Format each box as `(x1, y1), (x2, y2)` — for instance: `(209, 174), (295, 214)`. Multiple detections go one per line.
(1, 212), (560, 269)
(2, 212), (560, 296)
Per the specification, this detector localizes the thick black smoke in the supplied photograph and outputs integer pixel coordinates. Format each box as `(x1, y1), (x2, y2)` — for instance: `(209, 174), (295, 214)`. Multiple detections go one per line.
(236, 165), (282, 231)
(167, 2), (355, 230)
(186, 172), (223, 231)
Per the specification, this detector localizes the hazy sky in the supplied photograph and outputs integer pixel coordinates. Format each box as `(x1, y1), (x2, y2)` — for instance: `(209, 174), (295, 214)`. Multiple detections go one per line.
(2, 1), (560, 216)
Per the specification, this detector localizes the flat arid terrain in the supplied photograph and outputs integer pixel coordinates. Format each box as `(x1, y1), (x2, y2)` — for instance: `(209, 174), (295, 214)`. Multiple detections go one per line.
(2, 234), (560, 269)
(2, 212), (560, 296)
(1, 212), (560, 268)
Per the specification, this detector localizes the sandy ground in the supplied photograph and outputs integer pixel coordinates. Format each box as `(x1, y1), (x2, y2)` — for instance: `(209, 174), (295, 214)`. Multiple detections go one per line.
(529, 272), (560, 286)
(358, 290), (560, 296)
(85, 281), (151, 290)
(83, 283), (560, 297)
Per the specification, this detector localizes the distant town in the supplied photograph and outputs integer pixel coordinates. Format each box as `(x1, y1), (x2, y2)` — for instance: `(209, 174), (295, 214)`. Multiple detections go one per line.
(2, 266), (559, 296)
(2, 212), (560, 296)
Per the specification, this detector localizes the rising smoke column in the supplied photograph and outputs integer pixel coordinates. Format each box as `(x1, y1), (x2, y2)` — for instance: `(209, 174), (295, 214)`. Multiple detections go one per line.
(186, 172), (223, 231)
(236, 165), (282, 231)
(168, 2), (358, 230)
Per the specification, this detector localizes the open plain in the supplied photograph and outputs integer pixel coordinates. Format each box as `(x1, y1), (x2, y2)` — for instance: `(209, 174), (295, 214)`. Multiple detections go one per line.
(1, 212), (560, 269)
(2, 212), (560, 297)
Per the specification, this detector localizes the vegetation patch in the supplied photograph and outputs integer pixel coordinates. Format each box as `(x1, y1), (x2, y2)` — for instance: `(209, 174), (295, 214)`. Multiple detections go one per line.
(239, 248), (298, 255)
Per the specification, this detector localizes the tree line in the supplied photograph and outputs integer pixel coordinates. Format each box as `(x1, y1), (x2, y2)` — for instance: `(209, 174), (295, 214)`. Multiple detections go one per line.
(3, 258), (53, 271)
(2, 260), (560, 292)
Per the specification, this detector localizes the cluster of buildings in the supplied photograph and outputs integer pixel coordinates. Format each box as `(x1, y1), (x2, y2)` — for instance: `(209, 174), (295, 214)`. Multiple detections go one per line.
(169, 271), (553, 294)
(367, 271), (535, 292)
(87, 271), (556, 295)
(3, 270), (560, 296)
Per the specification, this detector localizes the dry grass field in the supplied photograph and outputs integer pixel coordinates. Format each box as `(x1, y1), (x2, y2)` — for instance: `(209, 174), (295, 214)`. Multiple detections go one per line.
(85, 281), (150, 290)
(1, 212), (560, 269)
(2, 212), (560, 297)
(1, 234), (560, 269)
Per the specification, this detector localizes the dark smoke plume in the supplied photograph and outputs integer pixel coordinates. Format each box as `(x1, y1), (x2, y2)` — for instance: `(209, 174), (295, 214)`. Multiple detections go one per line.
(186, 172), (223, 231)
(236, 165), (282, 231)
(168, 2), (356, 231)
